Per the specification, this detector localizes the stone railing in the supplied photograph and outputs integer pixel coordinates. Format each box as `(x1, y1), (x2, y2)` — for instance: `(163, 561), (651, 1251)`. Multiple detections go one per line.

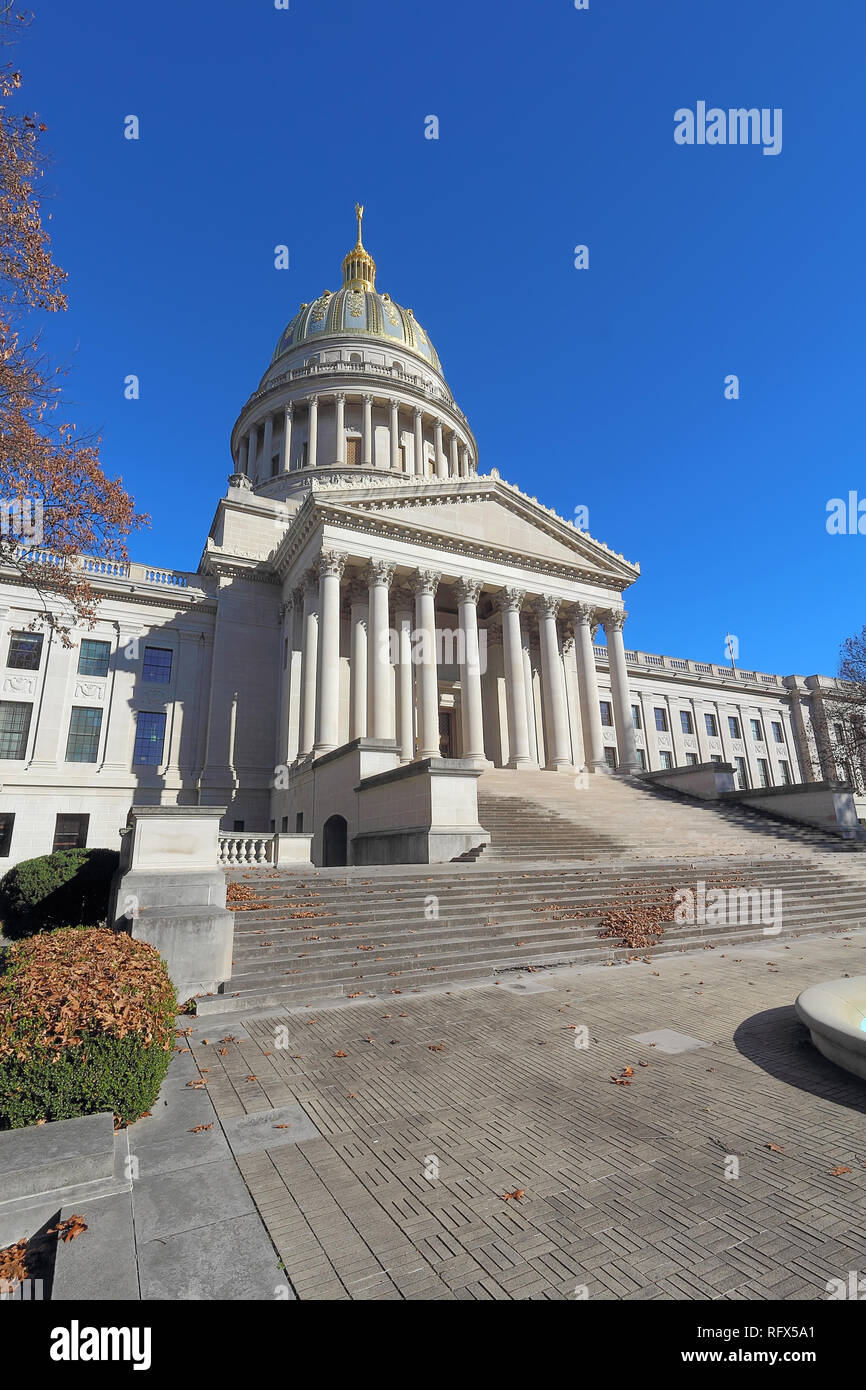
(218, 833), (275, 866)
(245, 360), (470, 426)
(592, 643), (783, 688)
(12, 548), (200, 591)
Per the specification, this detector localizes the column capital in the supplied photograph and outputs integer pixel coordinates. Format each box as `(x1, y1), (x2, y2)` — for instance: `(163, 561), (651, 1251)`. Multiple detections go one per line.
(334, 390), (346, 403)
(316, 550), (347, 580)
(284, 402), (294, 417)
(495, 586), (525, 614)
(365, 559), (396, 588)
(362, 392), (373, 404)
(413, 406), (423, 421)
(572, 601), (597, 626)
(308, 393), (319, 407)
(455, 578), (483, 604)
(601, 608), (627, 633)
(534, 594), (562, 620)
(410, 568), (440, 596)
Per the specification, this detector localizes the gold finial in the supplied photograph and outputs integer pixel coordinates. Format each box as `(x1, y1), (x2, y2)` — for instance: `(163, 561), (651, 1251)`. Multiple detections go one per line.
(343, 203), (376, 291)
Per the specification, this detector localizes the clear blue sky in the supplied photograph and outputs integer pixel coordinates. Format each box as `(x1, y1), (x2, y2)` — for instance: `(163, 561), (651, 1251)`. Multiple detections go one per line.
(18, 0), (866, 678)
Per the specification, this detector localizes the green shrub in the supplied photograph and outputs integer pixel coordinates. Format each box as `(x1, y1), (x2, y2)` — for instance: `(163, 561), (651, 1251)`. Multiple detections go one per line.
(0, 927), (176, 1129)
(0, 848), (119, 939)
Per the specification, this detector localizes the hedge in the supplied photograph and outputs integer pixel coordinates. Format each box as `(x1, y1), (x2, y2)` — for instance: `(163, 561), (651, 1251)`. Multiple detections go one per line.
(0, 928), (176, 1129)
(0, 847), (119, 939)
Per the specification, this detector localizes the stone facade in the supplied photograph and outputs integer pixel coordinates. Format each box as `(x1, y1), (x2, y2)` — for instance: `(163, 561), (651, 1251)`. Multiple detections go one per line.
(0, 215), (857, 868)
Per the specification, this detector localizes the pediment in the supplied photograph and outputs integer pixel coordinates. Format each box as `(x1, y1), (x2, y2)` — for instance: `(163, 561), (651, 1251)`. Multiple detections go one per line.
(304, 478), (639, 587)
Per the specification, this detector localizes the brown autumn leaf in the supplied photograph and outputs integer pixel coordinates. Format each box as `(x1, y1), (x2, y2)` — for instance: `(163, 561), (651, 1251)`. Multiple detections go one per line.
(48, 1214), (87, 1243)
(501, 1189), (526, 1202)
(829, 1166), (852, 1177)
(428, 1043), (446, 1052)
(765, 1143), (784, 1153)
(244, 1075), (258, 1082)
(188, 1124), (214, 1133)
(334, 1050), (348, 1058)
(186, 1079), (207, 1089)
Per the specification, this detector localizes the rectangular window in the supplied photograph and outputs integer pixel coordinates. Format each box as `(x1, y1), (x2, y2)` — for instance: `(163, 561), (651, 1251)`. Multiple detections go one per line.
(7, 631), (43, 670)
(758, 758), (770, 787)
(734, 755), (749, 789)
(778, 760), (791, 785)
(0, 700), (33, 759)
(750, 718), (762, 741)
(659, 750), (673, 770)
(686, 752), (698, 765)
(704, 713), (718, 738)
(295, 812), (304, 832)
(728, 716), (741, 740)
(631, 704), (642, 730)
(599, 701), (613, 728)
(654, 708), (668, 732)
(132, 710), (166, 766)
(52, 813), (89, 853)
(772, 721), (784, 743)
(680, 710), (694, 735)
(710, 754), (722, 764)
(834, 722), (845, 742)
(65, 706), (103, 763)
(346, 437), (360, 466)
(604, 747), (618, 770)
(78, 638), (111, 678)
(0, 812), (15, 857)
(636, 748), (646, 770)
(142, 646), (173, 683)
(281, 816), (288, 832)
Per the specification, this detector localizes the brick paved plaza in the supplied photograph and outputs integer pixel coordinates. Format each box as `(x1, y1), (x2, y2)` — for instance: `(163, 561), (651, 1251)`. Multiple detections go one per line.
(188, 928), (866, 1301)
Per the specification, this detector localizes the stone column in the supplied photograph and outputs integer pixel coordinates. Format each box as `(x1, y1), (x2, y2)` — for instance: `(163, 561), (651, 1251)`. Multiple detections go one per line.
(307, 395), (318, 469)
(285, 588), (303, 764)
(362, 394), (373, 467)
(496, 588), (532, 768)
(389, 400), (400, 471)
(434, 420), (447, 479)
(560, 630), (585, 770)
(366, 560), (395, 740)
(236, 436), (248, 475)
(348, 580), (368, 740)
(298, 570), (319, 757)
(449, 433), (459, 478)
(98, 620), (143, 772)
(522, 638), (539, 766)
(334, 393), (346, 466)
(573, 603), (606, 772)
(314, 551), (346, 755)
(459, 444), (469, 479)
(456, 578), (485, 762)
(412, 570), (441, 759)
(281, 405), (293, 472)
(414, 408), (424, 476)
(394, 589), (415, 762)
(247, 424), (258, 480)
(536, 596), (572, 769)
(602, 609), (639, 772)
(261, 412), (274, 478)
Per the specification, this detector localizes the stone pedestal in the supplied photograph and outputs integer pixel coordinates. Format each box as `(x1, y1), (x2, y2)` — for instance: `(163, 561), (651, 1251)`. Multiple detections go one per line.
(109, 806), (233, 1002)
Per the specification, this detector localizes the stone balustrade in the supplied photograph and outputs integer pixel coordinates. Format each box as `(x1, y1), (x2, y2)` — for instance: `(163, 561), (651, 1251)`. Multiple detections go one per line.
(218, 833), (275, 866)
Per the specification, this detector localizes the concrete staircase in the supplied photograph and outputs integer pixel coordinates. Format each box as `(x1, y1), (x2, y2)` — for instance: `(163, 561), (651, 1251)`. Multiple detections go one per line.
(475, 768), (859, 862)
(196, 772), (866, 1017)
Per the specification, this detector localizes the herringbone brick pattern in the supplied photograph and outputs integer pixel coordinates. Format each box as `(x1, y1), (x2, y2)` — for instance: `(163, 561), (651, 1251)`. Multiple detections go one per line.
(190, 929), (866, 1300)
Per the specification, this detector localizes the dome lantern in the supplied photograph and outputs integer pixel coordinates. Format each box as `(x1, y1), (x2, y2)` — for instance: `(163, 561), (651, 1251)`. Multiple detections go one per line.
(341, 202), (376, 292)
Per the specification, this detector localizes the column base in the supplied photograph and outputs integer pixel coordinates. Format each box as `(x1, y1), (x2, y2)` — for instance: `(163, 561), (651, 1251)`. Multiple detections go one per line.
(544, 759), (574, 772)
(506, 757), (538, 770)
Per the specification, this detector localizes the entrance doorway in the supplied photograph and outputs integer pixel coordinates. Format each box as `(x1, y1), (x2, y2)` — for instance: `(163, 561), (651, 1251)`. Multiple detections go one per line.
(322, 814), (348, 866)
(438, 711), (455, 759)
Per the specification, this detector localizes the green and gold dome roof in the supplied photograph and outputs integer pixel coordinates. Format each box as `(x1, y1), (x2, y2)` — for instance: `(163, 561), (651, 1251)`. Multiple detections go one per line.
(270, 205), (443, 374)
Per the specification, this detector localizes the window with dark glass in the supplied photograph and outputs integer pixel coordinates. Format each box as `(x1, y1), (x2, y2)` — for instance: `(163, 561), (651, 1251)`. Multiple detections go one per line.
(705, 713), (718, 737)
(735, 755), (749, 789)
(654, 708), (668, 732)
(603, 747), (617, 770)
(659, 750), (673, 769)
(686, 753), (698, 765)
(0, 812), (15, 857)
(680, 710), (694, 735)
(631, 704), (642, 729)
(750, 718), (763, 741)
(758, 758), (770, 787)
(78, 638), (111, 678)
(52, 813), (89, 852)
(0, 701), (32, 759)
(728, 716), (741, 739)
(65, 706), (103, 763)
(599, 701), (613, 727)
(778, 760), (791, 784)
(142, 646), (172, 683)
(771, 721), (784, 743)
(132, 710), (166, 766)
(7, 631), (43, 670)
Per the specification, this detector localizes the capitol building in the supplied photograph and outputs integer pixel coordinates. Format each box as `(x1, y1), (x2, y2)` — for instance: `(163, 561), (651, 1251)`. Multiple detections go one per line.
(0, 212), (851, 868)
